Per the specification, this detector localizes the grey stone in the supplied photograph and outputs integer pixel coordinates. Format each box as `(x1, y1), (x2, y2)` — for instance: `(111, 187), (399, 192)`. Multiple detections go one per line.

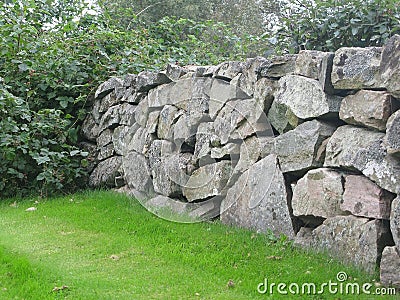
(173, 112), (207, 147)
(292, 168), (346, 219)
(145, 195), (189, 216)
(380, 246), (400, 288)
(221, 154), (294, 238)
(112, 124), (140, 155)
(232, 136), (261, 176)
(268, 75), (342, 134)
(380, 34), (400, 98)
(97, 129), (113, 147)
(341, 175), (394, 219)
(258, 54), (297, 78)
(81, 113), (99, 142)
(209, 78), (251, 119)
(193, 122), (220, 161)
(95, 77), (123, 99)
(115, 86), (126, 100)
(122, 74), (136, 87)
(148, 140), (180, 197)
(127, 127), (155, 156)
(339, 90), (398, 131)
(97, 143), (115, 161)
(275, 120), (336, 173)
(331, 47), (383, 89)
(384, 110), (400, 156)
(78, 142), (98, 173)
(118, 103), (137, 126)
(213, 98), (267, 145)
(136, 70), (171, 92)
(324, 125), (400, 194)
(166, 63), (188, 81)
(295, 50), (331, 80)
(147, 82), (175, 108)
(122, 151), (153, 193)
(253, 78), (277, 113)
(99, 92), (120, 113)
(182, 161), (231, 202)
(230, 57), (266, 96)
(89, 156), (122, 187)
(318, 52), (336, 94)
(294, 216), (391, 273)
(214, 61), (243, 80)
(135, 96), (150, 127)
(146, 110), (160, 134)
(211, 142), (240, 160)
(126, 91), (146, 104)
(184, 65), (210, 77)
(391, 196), (400, 253)
(157, 105), (183, 140)
(98, 103), (136, 131)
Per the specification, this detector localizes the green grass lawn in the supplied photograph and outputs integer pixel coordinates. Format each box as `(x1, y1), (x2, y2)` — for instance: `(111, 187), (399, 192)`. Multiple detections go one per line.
(0, 190), (396, 299)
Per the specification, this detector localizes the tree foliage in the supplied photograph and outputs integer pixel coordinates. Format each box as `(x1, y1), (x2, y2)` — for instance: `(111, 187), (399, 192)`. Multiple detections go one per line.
(263, 0), (400, 53)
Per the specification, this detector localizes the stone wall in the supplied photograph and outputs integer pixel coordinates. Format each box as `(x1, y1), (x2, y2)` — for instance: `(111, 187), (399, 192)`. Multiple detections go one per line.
(82, 35), (400, 286)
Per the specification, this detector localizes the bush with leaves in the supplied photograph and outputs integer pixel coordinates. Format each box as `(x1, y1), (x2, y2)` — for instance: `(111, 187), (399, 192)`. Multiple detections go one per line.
(0, 80), (88, 197)
(264, 0), (400, 53)
(0, 0), (256, 197)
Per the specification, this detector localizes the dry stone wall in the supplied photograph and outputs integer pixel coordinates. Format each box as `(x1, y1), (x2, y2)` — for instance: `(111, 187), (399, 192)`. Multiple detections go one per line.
(82, 35), (400, 286)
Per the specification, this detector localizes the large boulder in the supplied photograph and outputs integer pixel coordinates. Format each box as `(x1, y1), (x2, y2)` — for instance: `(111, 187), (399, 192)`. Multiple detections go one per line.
(380, 246), (400, 287)
(292, 168), (347, 220)
(221, 154), (294, 238)
(268, 75), (342, 133)
(331, 47), (383, 89)
(341, 175), (394, 219)
(89, 156), (122, 187)
(274, 120), (336, 173)
(295, 216), (391, 273)
(324, 125), (400, 194)
(384, 110), (400, 156)
(380, 34), (400, 98)
(182, 161), (231, 202)
(339, 90), (398, 131)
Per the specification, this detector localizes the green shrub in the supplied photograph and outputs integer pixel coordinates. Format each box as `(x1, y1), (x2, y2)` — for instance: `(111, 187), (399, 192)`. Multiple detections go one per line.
(0, 0), (255, 197)
(0, 81), (88, 197)
(265, 0), (400, 53)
